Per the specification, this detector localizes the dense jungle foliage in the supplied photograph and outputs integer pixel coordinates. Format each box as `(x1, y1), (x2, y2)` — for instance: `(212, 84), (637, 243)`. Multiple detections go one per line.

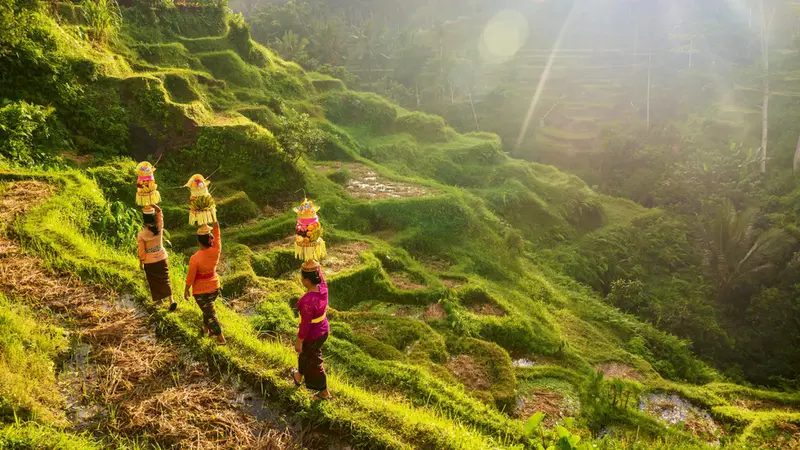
(234, 0), (800, 389)
(2, 0), (800, 448)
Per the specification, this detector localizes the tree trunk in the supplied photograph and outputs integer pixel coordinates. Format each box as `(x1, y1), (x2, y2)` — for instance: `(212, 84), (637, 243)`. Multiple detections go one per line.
(794, 134), (800, 172)
(468, 91), (479, 132)
(689, 38), (693, 68)
(646, 49), (652, 131)
(448, 80), (454, 104)
(760, 2), (775, 174)
(415, 79), (420, 108)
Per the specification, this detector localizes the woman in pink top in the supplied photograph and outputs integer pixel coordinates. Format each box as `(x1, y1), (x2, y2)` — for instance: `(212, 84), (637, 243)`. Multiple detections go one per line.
(290, 261), (331, 400)
(137, 206), (177, 311)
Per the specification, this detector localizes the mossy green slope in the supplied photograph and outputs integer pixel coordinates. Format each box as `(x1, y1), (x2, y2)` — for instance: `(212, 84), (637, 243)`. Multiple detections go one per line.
(1, 2), (798, 449)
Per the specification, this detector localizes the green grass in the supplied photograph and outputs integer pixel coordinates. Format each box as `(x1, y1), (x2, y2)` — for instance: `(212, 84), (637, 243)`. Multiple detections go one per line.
(0, 294), (68, 426)
(0, 423), (102, 450)
(4, 5), (800, 448)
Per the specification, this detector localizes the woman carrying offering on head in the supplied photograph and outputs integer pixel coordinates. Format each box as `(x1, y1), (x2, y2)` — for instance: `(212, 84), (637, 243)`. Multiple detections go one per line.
(138, 205), (177, 312)
(184, 221), (226, 345)
(291, 260), (331, 400)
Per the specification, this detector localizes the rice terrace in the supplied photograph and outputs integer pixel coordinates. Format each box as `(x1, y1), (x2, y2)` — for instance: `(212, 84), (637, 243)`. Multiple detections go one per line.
(3, 0), (800, 449)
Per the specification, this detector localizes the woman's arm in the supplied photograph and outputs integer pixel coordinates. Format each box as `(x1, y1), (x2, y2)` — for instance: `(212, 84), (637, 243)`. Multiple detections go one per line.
(185, 257), (197, 294)
(155, 205), (164, 229)
(137, 236), (146, 263)
(318, 267), (327, 295)
(297, 300), (312, 341)
(212, 221), (221, 252)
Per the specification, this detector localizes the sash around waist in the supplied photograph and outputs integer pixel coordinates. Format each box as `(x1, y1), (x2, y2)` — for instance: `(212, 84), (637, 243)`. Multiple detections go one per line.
(300, 308), (327, 324)
(195, 271), (217, 280)
(145, 245), (163, 254)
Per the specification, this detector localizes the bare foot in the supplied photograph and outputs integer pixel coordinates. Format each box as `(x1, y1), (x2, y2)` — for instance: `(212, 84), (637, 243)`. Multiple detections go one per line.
(312, 390), (332, 401)
(216, 334), (227, 345)
(291, 368), (303, 386)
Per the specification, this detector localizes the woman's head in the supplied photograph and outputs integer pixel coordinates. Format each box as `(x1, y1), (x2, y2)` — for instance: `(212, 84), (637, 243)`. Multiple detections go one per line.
(301, 266), (322, 290)
(142, 211), (160, 235)
(197, 233), (212, 249)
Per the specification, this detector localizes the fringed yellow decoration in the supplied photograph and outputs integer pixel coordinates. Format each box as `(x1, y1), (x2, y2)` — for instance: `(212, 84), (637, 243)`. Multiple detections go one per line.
(136, 161), (161, 207)
(189, 207), (217, 226)
(295, 237), (327, 261)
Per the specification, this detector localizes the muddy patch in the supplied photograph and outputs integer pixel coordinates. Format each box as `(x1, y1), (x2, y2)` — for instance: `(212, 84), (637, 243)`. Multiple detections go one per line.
(516, 390), (579, 427)
(446, 355), (491, 392)
(470, 303), (506, 317)
(596, 362), (644, 381)
(423, 303), (447, 320)
(389, 271), (426, 290)
(442, 278), (466, 290)
(760, 422), (800, 449)
(325, 241), (370, 275)
(639, 393), (723, 442)
(320, 163), (432, 200)
(228, 286), (269, 314)
(513, 355), (565, 368)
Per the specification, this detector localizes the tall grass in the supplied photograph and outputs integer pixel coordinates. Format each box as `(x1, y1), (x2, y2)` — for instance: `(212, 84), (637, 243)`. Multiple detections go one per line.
(82, 0), (121, 44)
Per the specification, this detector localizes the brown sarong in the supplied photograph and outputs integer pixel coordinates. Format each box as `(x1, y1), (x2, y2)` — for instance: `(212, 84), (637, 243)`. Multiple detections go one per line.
(194, 289), (222, 337)
(144, 259), (172, 301)
(298, 333), (328, 391)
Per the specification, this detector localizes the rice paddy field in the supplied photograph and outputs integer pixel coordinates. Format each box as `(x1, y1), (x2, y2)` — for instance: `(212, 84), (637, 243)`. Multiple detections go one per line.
(2, 1), (800, 449)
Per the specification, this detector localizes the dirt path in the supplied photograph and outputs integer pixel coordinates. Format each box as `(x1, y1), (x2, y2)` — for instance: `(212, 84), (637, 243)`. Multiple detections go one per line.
(0, 181), (297, 449)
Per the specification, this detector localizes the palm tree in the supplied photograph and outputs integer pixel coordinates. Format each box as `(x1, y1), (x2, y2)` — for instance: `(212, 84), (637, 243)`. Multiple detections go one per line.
(700, 199), (783, 305)
(272, 30), (308, 61)
(311, 20), (346, 65)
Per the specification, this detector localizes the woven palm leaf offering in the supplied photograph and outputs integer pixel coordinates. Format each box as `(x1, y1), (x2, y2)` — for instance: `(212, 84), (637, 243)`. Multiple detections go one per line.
(184, 174), (217, 227)
(294, 198), (326, 261)
(135, 161), (161, 207)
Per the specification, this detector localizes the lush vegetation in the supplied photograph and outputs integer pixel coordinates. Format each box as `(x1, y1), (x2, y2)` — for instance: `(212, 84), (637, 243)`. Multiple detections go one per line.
(2, 0), (800, 448)
(237, 0), (800, 389)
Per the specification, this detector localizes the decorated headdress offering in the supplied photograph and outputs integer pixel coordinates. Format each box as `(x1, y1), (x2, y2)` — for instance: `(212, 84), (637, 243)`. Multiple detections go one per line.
(294, 198), (326, 261)
(135, 161), (161, 207)
(185, 174), (217, 229)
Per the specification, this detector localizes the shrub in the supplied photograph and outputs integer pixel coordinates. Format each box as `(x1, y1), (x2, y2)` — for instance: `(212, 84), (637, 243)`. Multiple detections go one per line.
(216, 191), (260, 225)
(82, 0), (121, 43)
(311, 77), (346, 93)
(273, 110), (325, 161)
(316, 64), (359, 87)
(321, 91), (396, 131)
(253, 301), (296, 336)
(226, 13), (253, 62)
(394, 111), (449, 142)
(0, 101), (62, 167)
(327, 166), (351, 185)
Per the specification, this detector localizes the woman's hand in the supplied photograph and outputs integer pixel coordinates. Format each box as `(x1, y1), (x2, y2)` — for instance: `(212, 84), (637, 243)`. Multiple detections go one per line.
(184, 286), (191, 299)
(139, 261), (144, 270)
(154, 205), (161, 213)
(294, 339), (303, 353)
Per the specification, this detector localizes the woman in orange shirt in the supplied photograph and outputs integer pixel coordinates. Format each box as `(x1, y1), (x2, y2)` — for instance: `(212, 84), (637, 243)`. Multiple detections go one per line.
(138, 206), (177, 311)
(184, 221), (226, 345)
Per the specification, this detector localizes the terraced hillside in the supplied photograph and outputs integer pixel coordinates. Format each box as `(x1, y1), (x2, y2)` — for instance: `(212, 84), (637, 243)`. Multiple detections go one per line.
(2, 2), (800, 449)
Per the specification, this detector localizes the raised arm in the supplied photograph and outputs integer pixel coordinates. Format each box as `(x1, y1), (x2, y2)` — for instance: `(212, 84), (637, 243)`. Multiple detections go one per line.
(155, 205), (164, 230)
(212, 221), (221, 251)
(318, 267), (327, 295)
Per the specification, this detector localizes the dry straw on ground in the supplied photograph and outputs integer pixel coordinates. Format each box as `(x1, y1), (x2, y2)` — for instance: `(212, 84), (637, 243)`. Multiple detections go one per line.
(0, 181), (298, 449)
